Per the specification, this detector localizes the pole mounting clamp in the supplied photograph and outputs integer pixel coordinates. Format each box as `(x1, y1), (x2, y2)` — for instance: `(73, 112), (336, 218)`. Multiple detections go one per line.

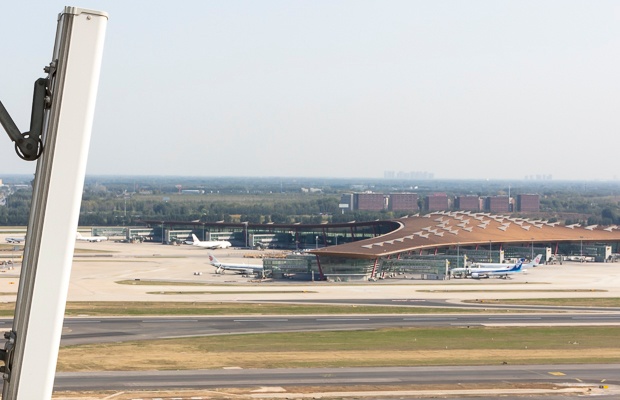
(0, 61), (56, 161)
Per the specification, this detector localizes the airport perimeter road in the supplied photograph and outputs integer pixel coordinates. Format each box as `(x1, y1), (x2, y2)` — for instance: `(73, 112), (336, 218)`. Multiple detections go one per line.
(53, 364), (620, 391)
(9, 313), (613, 346)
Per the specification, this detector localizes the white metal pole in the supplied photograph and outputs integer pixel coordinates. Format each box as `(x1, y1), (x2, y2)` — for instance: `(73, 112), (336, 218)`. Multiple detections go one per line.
(2, 8), (107, 400)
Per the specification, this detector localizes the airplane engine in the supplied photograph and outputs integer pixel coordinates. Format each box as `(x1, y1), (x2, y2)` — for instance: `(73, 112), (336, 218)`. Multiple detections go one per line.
(470, 272), (481, 279)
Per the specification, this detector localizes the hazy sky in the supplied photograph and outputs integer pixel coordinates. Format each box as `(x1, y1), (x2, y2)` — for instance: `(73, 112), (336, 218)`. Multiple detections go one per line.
(2, 1), (620, 180)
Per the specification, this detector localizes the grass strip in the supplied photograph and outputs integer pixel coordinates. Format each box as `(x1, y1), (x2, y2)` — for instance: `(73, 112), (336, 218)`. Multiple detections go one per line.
(146, 290), (316, 295)
(418, 289), (605, 293)
(116, 279), (278, 286)
(59, 302), (504, 316)
(57, 326), (620, 371)
(0, 297), (616, 317)
(73, 248), (117, 254)
(465, 297), (620, 307)
(0, 301), (521, 317)
(117, 279), (216, 286)
(1, 296), (616, 318)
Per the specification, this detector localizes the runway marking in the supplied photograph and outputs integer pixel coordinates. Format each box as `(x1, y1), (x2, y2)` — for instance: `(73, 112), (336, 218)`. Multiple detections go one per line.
(131, 398), (205, 400)
(65, 320), (101, 324)
(403, 317), (457, 321)
(571, 316), (619, 319)
(141, 319), (199, 323)
(315, 318), (370, 321)
(548, 372), (566, 376)
(488, 317), (542, 320)
(233, 319), (288, 322)
(392, 299), (426, 302)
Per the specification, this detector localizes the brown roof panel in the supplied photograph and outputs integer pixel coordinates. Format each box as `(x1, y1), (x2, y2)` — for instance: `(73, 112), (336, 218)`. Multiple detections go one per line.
(311, 211), (620, 259)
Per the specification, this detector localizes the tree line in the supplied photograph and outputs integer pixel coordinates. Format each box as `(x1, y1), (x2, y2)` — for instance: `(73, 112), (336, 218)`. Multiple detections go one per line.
(3, 178), (620, 227)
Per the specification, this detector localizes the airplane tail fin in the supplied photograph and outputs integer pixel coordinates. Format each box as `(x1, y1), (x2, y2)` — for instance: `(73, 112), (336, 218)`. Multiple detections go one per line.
(514, 258), (525, 271)
(192, 234), (200, 244)
(76, 232), (83, 238)
(533, 254), (542, 265)
(208, 253), (219, 265)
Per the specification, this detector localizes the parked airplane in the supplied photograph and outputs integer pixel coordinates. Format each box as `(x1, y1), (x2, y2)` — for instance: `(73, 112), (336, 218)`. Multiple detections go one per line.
(474, 254), (543, 269)
(208, 253), (263, 275)
(76, 232), (108, 242)
(187, 234), (232, 249)
(451, 258), (525, 279)
(5, 236), (25, 244)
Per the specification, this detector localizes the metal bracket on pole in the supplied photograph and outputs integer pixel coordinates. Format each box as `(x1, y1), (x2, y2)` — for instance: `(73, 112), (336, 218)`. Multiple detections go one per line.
(0, 60), (55, 384)
(0, 331), (15, 378)
(0, 61), (55, 161)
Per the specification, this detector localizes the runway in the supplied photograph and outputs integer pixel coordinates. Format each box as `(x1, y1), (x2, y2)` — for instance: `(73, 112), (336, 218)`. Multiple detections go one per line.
(265, 297), (620, 312)
(54, 364), (620, 391)
(46, 312), (620, 396)
(3, 312), (608, 346)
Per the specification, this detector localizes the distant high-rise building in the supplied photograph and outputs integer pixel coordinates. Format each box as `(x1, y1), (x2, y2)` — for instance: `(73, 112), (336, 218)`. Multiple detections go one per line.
(425, 193), (449, 211)
(486, 196), (510, 213)
(355, 193), (386, 211)
(517, 194), (540, 212)
(455, 195), (480, 211)
(339, 193), (354, 212)
(389, 193), (419, 212)
(525, 174), (552, 180)
(384, 171), (434, 180)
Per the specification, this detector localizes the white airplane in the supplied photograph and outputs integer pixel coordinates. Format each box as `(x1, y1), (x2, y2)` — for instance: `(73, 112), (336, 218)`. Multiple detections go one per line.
(187, 234), (232, 249)
(5, 236), (25, 244)
(451, 258), (525, 279)
(207, 253), (263, 275)
(76, 232), (108, 242)
(474, 254), (543, 269)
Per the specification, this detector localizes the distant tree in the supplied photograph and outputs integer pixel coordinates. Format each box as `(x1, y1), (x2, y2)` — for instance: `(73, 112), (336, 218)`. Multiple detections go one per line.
(270, 212), (290, 224)
(601, 208), (620, 224)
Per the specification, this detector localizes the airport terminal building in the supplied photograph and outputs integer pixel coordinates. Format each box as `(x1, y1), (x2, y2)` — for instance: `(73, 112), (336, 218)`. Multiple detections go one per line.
(101, 211), (620, 281)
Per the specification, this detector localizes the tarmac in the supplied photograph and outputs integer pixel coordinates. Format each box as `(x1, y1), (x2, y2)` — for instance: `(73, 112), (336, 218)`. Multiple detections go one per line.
(3, 234), (620, 399)
(2, 234), (620, 304)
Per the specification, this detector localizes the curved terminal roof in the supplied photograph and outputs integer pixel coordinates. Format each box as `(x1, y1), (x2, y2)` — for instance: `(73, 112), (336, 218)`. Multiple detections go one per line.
(311, 211), (620, 259)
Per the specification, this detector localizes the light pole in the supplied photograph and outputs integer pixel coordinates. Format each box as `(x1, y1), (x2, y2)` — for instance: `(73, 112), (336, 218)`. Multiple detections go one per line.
(531, 238), (534, 260)
(580, 236), (583, 257)
(457, 242), (460, 268)
(315, 235), (319, 249)
(244, 222), (249, 248)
